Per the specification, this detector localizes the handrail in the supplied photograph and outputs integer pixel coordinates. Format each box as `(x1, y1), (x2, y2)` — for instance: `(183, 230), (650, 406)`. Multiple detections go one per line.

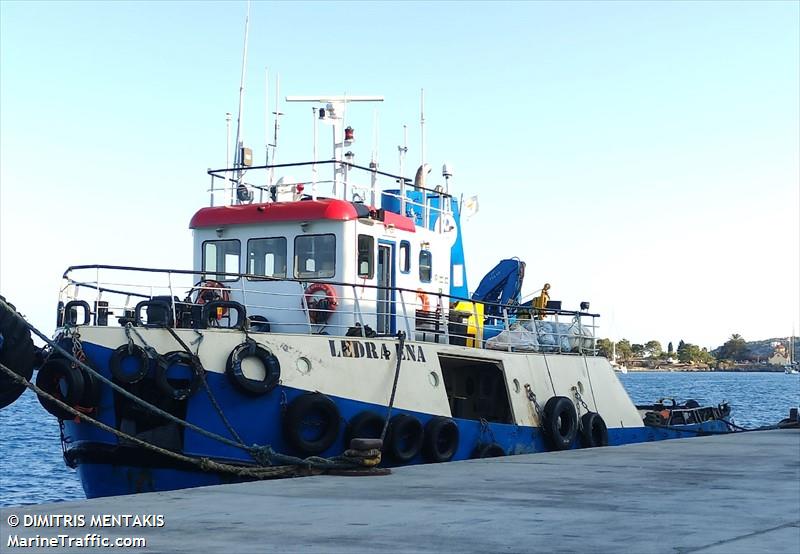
(61, 264), (601, 320)
(206, 160), (454, 200)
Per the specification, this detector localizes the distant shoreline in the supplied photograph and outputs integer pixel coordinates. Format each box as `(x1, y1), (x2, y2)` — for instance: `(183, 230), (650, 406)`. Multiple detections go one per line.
(622, 365), (789, 373)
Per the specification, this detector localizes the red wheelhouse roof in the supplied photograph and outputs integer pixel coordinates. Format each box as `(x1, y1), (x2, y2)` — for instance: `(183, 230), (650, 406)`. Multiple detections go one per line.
(190, 198), (415, 232)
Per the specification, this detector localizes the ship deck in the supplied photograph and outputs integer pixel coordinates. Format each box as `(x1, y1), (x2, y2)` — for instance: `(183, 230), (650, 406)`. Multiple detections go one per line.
(2, 429), (798, 553)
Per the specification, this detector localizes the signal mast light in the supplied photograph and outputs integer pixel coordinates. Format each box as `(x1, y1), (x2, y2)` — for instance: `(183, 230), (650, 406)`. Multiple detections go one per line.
(344, 126), (354, 142)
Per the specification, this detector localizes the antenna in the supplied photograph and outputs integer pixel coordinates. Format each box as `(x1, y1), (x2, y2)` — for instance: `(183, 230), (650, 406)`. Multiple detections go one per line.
(232, 0), (251, 201)
(269, 75), (282, 188)
(420, 88), (425, 169)
(268, 67), (269, 202)
(399, 124), (408, 216)
(286, 95), (383, 198)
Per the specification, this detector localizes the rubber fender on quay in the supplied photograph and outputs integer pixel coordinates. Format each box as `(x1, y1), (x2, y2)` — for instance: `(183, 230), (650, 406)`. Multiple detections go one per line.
(579, 412), (609, 448)
(225, 341), (281, 395)
(541, 396), (578, 451)
(35, 357), (86, 420)
(283, 392), (341, 456)
(386, 414), (424, 463)
(422, 416), (460, 463)
(0, 296), (36, 409)
(155, 351), (202, 401)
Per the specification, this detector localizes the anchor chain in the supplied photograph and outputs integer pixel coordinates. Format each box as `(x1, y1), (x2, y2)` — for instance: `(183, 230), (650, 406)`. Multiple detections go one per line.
(524, 383), (543, 420)
(571, 385), (591, 430)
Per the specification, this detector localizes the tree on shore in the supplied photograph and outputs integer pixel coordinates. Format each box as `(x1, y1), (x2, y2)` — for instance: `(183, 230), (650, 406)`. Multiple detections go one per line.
(645, 340), (663, 358)
(716, 334), (749, 361)
(677, 343), (716, 365)
(596, 338), (613, 359)
(616, 339), (633, 361)
(668, 341), (674, 355)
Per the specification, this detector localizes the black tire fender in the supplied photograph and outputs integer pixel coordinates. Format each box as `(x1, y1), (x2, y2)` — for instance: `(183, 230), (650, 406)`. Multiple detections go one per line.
(473, 442), (505, 458)
(283, 393), (341, 455)
(156, 351), (202, 401)
(110, 344), (150, 385)
(0, 296), (35, 409)
(542, 395), (578, 451)
(579, 412), (609, 448)
(386, 414), (424, 463)
(35, 357), (86, 419)
(423, 416), (460, 463)
(225, 341), (280, 395)
(346, 411), (386, 446)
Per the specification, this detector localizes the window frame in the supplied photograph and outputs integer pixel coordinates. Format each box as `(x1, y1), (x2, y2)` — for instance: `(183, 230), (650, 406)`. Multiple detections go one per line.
(246, 236), (288, 280)
(419, 249), (432, 283)
(201, 239), (241, 282)
(293, 233), (337, 279)
(399, 240), (411, 274)
(357, 234), (375, 279)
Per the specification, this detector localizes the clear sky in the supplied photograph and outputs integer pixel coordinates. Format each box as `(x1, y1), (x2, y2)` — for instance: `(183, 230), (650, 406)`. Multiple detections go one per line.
(1, 1), (798, 350)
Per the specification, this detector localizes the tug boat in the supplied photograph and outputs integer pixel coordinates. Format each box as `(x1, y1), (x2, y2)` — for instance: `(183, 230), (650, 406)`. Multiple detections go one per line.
(4, 94), (733, 499)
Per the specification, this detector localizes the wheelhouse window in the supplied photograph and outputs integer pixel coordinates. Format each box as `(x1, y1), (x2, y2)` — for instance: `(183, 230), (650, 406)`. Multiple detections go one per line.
(419, 249), (432, 282)
(399, 241), (411, 274)
(294, 234), (336, 279)
(247, 237), (287, 279)
(357, 234), (374, 279)
(202, 240), (240, 281)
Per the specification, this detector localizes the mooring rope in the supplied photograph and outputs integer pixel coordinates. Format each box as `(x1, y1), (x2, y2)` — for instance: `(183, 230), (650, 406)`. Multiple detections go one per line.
(0, 361), (301, 479)
(380, 331), (406, 442)
(11, 316), (381, 474)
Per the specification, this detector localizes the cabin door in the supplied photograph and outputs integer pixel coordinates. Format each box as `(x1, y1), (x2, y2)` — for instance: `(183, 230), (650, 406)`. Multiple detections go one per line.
(377, 241), (395, 334)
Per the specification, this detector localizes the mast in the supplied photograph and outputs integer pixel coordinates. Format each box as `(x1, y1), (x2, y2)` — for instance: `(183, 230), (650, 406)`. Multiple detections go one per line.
(232, 0), (251, 202)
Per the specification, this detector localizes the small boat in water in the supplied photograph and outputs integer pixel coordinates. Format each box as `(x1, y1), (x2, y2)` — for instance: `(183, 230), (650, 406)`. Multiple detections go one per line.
(0, 89), (736, 499)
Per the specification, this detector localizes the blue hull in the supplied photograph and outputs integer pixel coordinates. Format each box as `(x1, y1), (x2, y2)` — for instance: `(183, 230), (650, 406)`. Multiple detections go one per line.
(63, 341), (731, 499)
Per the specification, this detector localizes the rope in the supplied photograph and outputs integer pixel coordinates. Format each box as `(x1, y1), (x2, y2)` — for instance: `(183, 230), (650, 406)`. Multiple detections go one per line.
(18, 317), (368, 472)
(164, 326), (246, 447)
(380, 331), (406, 442)
(0, 361), (299, 479)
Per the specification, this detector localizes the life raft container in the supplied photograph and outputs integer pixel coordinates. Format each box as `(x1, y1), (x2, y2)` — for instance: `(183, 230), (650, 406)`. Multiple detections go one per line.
(541, 396), (578, 451)
(303, 283), (338, 324)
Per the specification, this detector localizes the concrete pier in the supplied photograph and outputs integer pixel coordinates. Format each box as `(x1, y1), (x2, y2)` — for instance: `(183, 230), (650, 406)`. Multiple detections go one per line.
(2, 430), (798, 553)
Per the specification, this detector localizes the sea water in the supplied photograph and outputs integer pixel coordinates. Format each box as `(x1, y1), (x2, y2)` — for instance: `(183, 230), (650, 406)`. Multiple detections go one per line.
(1, 372), (798, 507)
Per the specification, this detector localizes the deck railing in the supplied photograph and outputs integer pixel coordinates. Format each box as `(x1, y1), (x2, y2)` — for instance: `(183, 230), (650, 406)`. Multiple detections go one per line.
(58, 264), (600, 355)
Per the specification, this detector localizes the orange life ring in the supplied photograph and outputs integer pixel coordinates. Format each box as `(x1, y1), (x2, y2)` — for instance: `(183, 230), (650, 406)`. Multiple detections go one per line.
(190, 280), (230, 319)
(303, 283), (338, 324)
(416, 288), (431, 312)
